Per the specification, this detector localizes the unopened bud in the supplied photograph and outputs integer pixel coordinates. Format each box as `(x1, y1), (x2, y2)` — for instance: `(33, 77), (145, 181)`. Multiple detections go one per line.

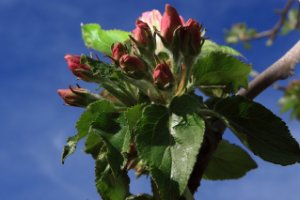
(111, 43), (126, 61)
(57, 86), (99, 107)
(153, 63), (174, 89)
(132, 20), (153, 47)
(173, 19), (204, 57)
(139, 9), (162, 32)
(160, 4), (183, 45)
(64, 54), (95, 82)
(119, 54), (146, 79)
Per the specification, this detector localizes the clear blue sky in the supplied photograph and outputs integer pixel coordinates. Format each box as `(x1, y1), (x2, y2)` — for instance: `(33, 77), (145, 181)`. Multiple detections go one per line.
(1, 0), (300, 199)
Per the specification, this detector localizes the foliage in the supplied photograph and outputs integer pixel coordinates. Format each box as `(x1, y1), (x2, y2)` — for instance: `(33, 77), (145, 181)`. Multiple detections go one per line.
(279, 80), (300, 120)
(58, 4), (300, 200)
(281, 8), (300, 35)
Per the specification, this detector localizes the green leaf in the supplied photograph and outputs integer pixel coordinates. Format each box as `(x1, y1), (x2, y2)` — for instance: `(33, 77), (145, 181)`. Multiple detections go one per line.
(61, 100), (116, 163)
(82, 24), (130, 55)
(92, 113), (131, 175)
(126, 194), (154, 200)
(215, 96), (300, 165)
(84, 131), (104, 159)
(225, 23), (257, 46)
(203, 139), (257, 180)
(193, 52), (251, 94)
(95, 148), (130, 200)
(61, 135), (78, 164)
(76, 100), (115, 140)
(279, 80), (300, 120)
(169, 94), (203, 116)
(126, 104), (143, 132)
(136, 97), (205, 200)
(81, 55), (116, 79)
(201, 40), (242, 57)
(281, 9), (298, 35)
(279, 95), (299, 113)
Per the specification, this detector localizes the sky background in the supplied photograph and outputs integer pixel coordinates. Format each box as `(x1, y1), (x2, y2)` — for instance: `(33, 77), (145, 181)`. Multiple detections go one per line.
(1, 0), (300, 199)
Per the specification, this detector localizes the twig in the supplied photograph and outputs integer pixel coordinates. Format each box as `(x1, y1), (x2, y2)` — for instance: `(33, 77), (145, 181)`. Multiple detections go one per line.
(239, 0), (296, 43)
(237, 40), (300, 98)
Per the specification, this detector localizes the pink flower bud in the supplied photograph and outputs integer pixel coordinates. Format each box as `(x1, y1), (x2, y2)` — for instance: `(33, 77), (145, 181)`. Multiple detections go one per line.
(111, 43), (126, 61)
(64, 54), (94, 82)
(132, 20), (153, 47)
(119, 54), (146, 79)
(139, 9), (164, 52)
(153, 63), (174, 89)
(139, 9), (162, 32)
(160, 4), (183, 45)
(57, 86), (99, 107)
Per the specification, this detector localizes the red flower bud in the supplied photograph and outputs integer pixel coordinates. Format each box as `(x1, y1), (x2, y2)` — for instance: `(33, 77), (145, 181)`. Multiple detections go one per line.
(160, 4), (183, 45)
(57, 86), (99, 107)
(111, 43), (126, 61)
(174, 18), (203, 57)
(132, 20), (153, 47)
(64, 54), (94, 82)
(119, 54), (146, 79)
(153, 63), (174, 89)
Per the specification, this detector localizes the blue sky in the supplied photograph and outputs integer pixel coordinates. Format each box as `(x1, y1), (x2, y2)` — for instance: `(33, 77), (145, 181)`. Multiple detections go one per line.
(1, 0), (300, 199)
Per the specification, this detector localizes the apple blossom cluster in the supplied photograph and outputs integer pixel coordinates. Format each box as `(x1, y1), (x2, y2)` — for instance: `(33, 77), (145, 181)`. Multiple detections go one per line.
(58, 4), (205, 107)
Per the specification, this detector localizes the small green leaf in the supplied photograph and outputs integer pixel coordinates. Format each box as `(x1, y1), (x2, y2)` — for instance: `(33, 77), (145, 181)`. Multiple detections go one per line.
(81, 55), (115, 79)
(215, 96), (300, 165)
(281, 9), (298, 35)
(136, 97), (205, 200)
(77, 100), (115, 140)
(203, 139), (257, 180)
(95, 149), (130, 200)
(225, 23), (257, 46)
(82, 24), (130, 55)
(84, 130), (104, 159)
(126, 104), (143, 132)
(201, 40), (242, 57)
(279, 80), (300, 120)
(61, 135), (78, 164)
(193, 52), (251, 94)
(61, 100), (116, 163)
(92, 113), (130, 175)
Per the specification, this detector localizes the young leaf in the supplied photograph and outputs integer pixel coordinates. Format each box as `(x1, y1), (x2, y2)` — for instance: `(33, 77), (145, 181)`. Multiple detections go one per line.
(215, 96), (300, 165)
(61, 135), (78, 164)
(135, 99), (205, 200)
(203, 139), (257, 180)
(82, 24), (130, 55)
(193, 52), (251, 94)
(279, 80), (300, 120)
(95, 149), (130, 200)
(281, 8), (298, 35)
(61, 100), (116, 163)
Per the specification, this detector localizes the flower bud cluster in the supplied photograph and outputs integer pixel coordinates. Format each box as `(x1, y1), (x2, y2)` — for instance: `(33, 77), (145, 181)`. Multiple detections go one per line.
(58, 4), (205, 106)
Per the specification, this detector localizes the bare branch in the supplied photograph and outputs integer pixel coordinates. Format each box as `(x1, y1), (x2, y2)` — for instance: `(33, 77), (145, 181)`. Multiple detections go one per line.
(239, 0), (296, 43)
(237, 40), (300, 99)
